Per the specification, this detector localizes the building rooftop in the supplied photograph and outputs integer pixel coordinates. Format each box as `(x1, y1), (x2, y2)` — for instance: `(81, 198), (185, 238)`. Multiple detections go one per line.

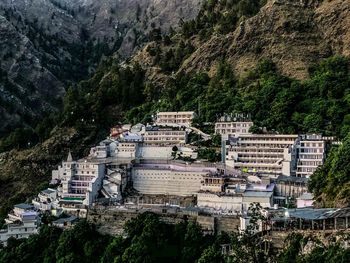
(157, 111), (195, 115)
(53, 215), (77, 224)
(268, 207), (350, 221)
(276, 175), (308, 184)
(145, 125), (185, 131)
(41, 188), (56, 195)
(243, 191), (273, 198)
(14, 203), (34, 210)
(297, 192), (314, 200)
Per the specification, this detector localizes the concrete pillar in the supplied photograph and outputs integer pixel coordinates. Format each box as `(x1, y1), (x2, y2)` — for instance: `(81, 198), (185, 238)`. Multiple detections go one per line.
(323, 219), (326, 230)
(334, 218), (337, 230)
(346, 217), (349, 229)
(311, 220), (314, 230)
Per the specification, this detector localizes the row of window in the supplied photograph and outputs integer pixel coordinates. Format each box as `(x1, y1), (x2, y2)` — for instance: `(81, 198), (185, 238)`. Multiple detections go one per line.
(300, 148), (323, 153)
(215, 123), (252, 128)
(300, 142), (324, 147)
(133, 176), (201, 180)
(216, 129), (249, 134)
(146, 132), (186, 135)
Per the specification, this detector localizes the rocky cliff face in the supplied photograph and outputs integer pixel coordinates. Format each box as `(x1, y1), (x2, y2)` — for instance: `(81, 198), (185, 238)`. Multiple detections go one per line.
(0, 15), (65, 135)
(157, 0), (350, 80)
(0, 0), (201, 136)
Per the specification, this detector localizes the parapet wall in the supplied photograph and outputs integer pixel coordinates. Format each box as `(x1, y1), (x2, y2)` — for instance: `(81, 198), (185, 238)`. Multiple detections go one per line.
(87, 207), (240, 236)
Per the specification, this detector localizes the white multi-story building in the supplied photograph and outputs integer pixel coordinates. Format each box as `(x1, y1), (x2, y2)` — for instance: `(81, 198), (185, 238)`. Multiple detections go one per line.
(143, 126), (188, 146)
(131, 162), (217, 196)
(224, 134), (299, 176)
(115, 142), (139, 159)
(215, 114), (253, 137)
(296, 134), (326, 178)
(52, 152), (106, 206)
(197, 183), (274, 214)
(32, 188), (58, 212)
(155, 111), (196, 127)
(0, 204), (39, 246)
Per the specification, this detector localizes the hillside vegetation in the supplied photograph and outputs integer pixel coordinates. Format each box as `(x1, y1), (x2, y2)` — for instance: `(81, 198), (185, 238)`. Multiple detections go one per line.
(0, 0), (201, 137)
(1, 0), (350, 219)
(1, 212), (349, 263)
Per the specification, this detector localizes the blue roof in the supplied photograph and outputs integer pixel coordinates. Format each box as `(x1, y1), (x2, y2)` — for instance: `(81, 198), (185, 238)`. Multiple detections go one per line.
(14, 203), (34, 210)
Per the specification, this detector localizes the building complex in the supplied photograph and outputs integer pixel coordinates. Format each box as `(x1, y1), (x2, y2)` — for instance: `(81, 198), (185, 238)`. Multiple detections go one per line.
(0, 204), (39, 246)
(0, 112), (335, 245)
(155, 111), (196, 127)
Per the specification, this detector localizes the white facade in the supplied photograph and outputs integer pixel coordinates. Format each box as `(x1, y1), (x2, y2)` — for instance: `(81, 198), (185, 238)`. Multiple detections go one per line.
(143, 126), (187, 146)
(32, 188), (58, 212)
(155, 111), (195, 127)
(197, 191), (273, 214)
(115, 142), (139, 159)
(52, 153), (106, 206)
(131, 163), (217, 196)
(89, 145), (109, 159)
(101, 169), (127, 201)
(197, 193), (244, 213)
(0, 204), (39, 246)
(215, 121), (253, 136)
(224, 134), (298, 176)
(215, 114), (253, 136)
(296, 134), (325, 178)
(296, 193), (314, 208)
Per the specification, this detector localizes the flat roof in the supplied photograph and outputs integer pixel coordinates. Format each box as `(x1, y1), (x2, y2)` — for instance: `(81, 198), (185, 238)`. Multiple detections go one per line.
(276, 175), (308, 184)
(41, 189), (56, 195)
(157, 111), (195, 115)
(243, 191), (273, 198)
(269, 207), (350, 220)
(14, 203), (34, 210)
(297, 192), (314, 200)
(53, 215), (77, 224)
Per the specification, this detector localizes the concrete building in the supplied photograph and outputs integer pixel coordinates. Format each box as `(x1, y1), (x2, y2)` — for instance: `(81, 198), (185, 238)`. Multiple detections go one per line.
(138, 145), (198, 160)
(296, 134), (326, 178)
(296, 193), (314, 208)
(52, 153), (106, 206)
(274, 175), (308, 206)
(0, 204), (39, 246)
(143, 126), (188, 146)
(155, 111), (196, 127)
(131, 162), (217, 196)
(52, 216), (78, 229)
(115, 142), (139, 159)
(224, 134), (299, 176)
(101, 168), (128, 201)
(197, 182), (274, 214)
(215, 114), (253, 137)
(32, 188), (58, 212)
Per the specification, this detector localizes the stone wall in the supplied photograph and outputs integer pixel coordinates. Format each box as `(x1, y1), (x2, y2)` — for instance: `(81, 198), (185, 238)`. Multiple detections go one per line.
(87, 207), (240, 236)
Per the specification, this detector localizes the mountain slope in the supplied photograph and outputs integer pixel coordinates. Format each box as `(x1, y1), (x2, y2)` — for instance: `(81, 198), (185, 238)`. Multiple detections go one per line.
(0, 0), (201, 136)
(0, 15), (65, 136)
(134, 0), (350, 82)
(1, 0), (350, 219)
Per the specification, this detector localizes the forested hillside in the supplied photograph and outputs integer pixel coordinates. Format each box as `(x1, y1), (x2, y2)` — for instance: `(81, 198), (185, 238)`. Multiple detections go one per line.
(1, 0), (350, 223)
(0, 0), (201, 137)
(1, 212), (349, 263)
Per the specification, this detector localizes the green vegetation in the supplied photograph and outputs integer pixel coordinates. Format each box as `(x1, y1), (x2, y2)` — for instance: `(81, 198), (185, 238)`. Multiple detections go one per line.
(309, 133), (350, 206)
(144, 0), (267, 74)
(182, 0), (267, 38)
(278, 233), (350, 263)
(1, 208), (348, 263)
(0, 213), (222, 263)
(2, 55), (350, 207)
